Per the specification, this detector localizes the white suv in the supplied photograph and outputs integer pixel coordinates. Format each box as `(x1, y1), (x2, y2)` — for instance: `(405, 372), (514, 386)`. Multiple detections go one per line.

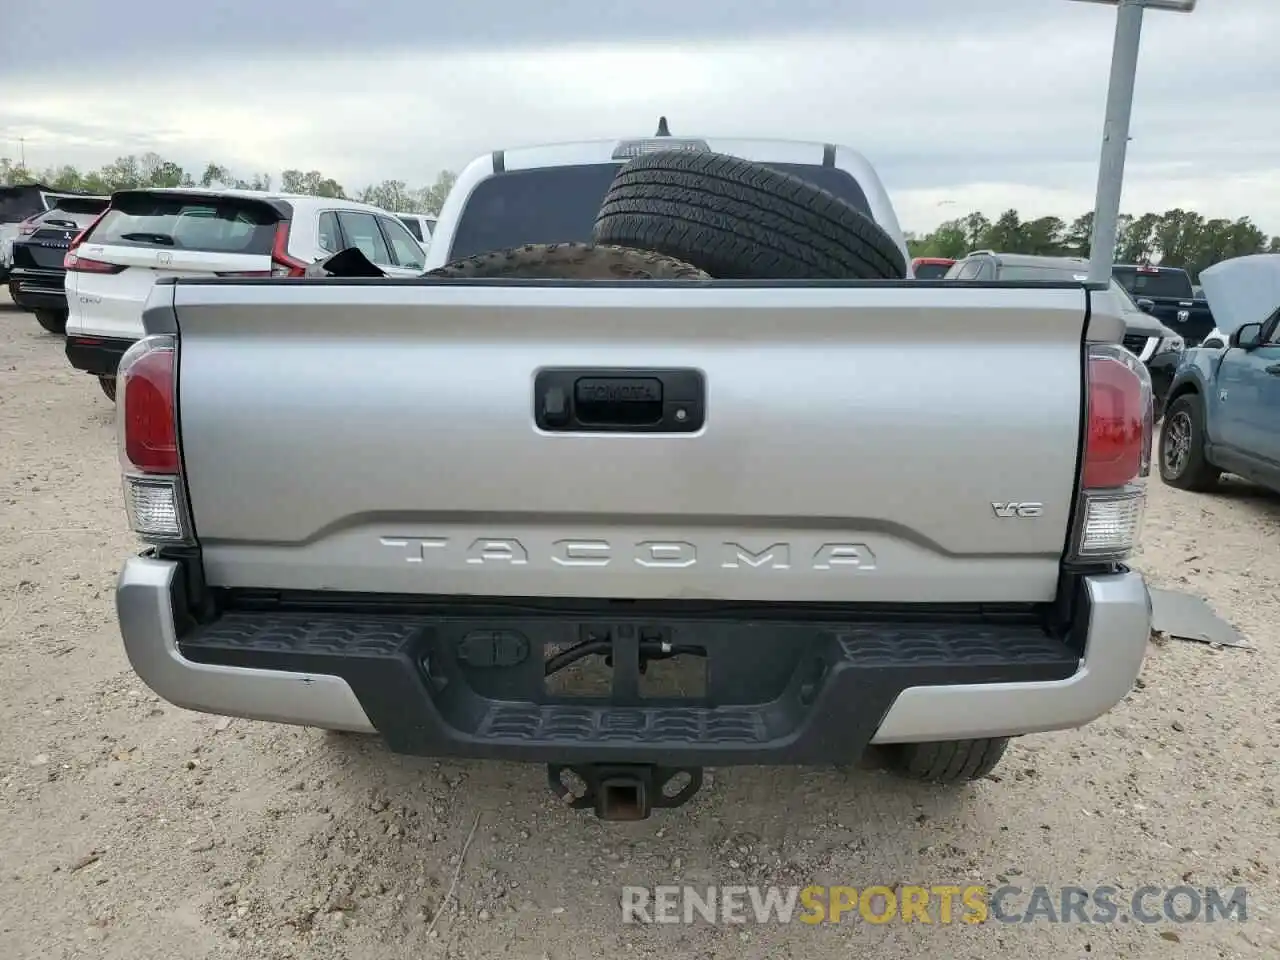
(64, 189), (428, 399)
(397, 214), (436, 251)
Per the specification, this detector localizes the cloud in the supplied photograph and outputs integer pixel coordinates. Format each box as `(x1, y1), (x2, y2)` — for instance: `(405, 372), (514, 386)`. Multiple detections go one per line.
(1, 0), (1089, 67)
(2, 0), (1277, 235)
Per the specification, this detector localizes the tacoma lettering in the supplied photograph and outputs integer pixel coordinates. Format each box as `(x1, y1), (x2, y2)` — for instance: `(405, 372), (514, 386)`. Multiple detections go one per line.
(381, 537), (874, 570)
(720, 542), (791, 570)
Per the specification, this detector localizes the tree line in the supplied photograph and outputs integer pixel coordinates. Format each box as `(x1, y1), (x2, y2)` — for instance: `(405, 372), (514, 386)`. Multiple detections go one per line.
(907, 209), (1280, 282)
(7, 152), (1275, 279)
(0, 153), (457, 216)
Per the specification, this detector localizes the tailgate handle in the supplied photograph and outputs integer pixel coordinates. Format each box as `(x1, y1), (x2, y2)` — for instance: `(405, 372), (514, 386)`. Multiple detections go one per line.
(535, 368), (705, 433)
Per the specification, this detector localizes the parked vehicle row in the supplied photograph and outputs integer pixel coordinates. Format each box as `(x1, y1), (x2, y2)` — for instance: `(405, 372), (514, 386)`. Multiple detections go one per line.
(7, 176), (1219, 419)
(14, 190), (428, 399)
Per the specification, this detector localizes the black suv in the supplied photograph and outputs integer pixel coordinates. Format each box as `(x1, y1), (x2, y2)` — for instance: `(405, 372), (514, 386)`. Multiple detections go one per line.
(7, 196), (109, 334)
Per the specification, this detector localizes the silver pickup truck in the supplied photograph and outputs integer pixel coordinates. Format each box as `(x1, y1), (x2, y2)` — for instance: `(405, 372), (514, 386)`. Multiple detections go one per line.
(115, 135), (1154, 820)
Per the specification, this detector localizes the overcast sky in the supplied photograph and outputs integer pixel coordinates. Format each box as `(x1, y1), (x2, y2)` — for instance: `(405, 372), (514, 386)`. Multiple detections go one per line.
(2, 1), (1275, 235)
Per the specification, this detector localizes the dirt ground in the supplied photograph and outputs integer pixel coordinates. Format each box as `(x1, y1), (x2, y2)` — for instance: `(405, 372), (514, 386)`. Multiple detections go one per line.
(0, 293), (1276, 959)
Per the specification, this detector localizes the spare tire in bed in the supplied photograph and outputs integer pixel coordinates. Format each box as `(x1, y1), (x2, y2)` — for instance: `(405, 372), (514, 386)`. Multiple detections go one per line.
(424, 242), (710, 280)
(592, 150), (906, 281)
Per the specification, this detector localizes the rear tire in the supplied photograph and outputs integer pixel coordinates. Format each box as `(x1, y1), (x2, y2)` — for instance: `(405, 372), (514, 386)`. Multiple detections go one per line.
(425, 242), (710, 281)
(592, 150), (906, 281)
(98, 376), (117, 402)
(35, 310), (66, 335)
(888, 738), (1010, 783)
(1159, 394), (1219, 491)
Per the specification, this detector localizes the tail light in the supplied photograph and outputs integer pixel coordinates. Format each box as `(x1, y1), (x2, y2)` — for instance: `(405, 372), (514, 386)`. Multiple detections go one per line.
(1070, 343), (1152, 561)
(270, 221), (308, 277)
(117, 335), (194, 544)
(63, 207), (120, 273)
(64, 252), (125, 273)
(18, 215), (40, 236)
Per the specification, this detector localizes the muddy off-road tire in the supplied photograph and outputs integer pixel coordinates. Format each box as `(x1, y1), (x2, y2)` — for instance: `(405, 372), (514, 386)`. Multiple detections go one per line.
(98, 376), (117, 402)
(35, 310), (67, 335)
(592, 151), (907, 281)
(425, 242), (710, 281)
(888, 737), (1011, 784)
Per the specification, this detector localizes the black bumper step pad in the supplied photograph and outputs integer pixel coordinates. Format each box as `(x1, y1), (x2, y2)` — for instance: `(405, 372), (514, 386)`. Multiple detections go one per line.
(180, 610), (1078, 765)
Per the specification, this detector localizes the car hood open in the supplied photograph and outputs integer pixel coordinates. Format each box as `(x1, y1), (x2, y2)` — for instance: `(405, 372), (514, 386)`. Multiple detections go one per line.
(1199, 254), (1280, 335)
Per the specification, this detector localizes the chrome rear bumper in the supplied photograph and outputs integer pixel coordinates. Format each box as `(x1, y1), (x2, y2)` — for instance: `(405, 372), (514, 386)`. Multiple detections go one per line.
(117, 556), (1150, 745)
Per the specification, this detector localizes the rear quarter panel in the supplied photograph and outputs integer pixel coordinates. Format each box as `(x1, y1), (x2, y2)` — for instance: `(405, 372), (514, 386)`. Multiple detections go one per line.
(1168, 349), (1219, 435)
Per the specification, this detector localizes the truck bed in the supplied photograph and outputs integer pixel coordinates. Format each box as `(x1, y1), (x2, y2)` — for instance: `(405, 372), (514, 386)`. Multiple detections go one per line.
(152, 278), (1094, 604)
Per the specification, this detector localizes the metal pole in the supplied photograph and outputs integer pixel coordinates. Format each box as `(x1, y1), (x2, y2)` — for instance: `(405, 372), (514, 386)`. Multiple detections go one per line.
(1087, 0), (1144, 283)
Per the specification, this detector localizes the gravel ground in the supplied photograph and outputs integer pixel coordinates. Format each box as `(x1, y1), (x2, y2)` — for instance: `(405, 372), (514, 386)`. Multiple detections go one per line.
(0, 292), (1276, 959)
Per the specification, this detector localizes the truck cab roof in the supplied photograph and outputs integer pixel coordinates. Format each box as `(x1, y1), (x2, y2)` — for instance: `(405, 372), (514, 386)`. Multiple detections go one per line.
(424, 135), (908, 271)
(954, 252), (1090, 273)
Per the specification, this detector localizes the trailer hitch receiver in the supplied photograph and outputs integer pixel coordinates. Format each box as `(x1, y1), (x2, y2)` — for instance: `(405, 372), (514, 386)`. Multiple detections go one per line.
(547, 764), (703, 821)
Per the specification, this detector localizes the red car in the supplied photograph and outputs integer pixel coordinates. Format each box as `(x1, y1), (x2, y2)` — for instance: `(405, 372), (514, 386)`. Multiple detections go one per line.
(911, 257), (955, 280)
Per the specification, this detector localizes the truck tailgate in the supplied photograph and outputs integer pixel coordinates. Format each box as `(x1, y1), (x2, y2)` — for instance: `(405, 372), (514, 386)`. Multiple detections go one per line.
(166, 281), (1086, 603)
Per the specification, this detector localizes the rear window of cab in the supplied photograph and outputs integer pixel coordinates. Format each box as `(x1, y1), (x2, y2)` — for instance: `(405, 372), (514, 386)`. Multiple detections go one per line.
(448, 162), (873, 261)
(88, 194), (279, 255)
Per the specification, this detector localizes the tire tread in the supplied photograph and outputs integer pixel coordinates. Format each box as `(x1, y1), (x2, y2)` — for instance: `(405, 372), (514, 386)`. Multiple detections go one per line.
(1159, 394), (1220, 492)
(892, 737), (1010, 783)
(593, 151), (906, 281)
(425, 242), (710, 281)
